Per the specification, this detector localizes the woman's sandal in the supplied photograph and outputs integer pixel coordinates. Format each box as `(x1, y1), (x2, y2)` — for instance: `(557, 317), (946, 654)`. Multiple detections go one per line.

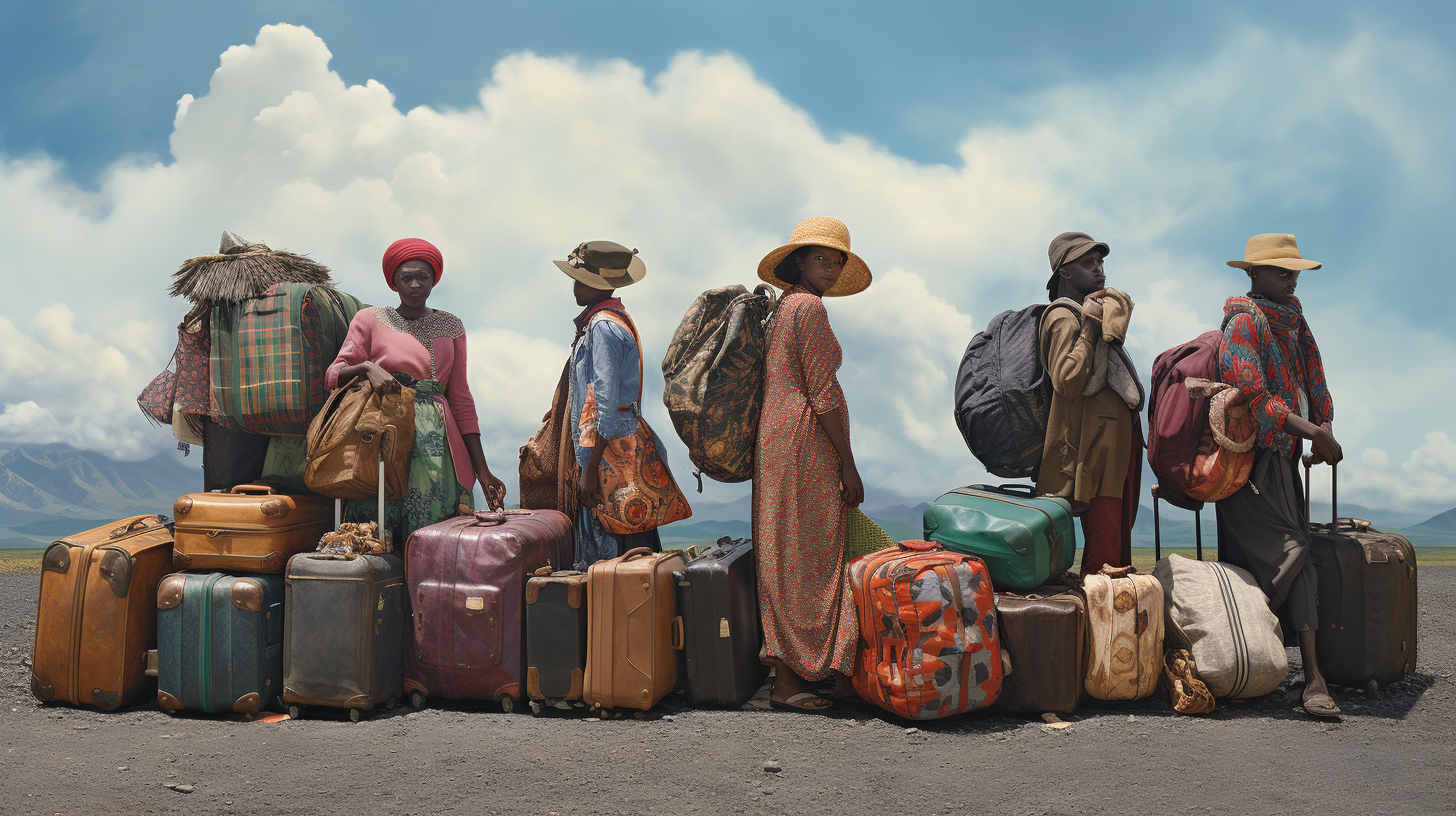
(1302, 692), (1342, 718)
(769, 692), (833, 712)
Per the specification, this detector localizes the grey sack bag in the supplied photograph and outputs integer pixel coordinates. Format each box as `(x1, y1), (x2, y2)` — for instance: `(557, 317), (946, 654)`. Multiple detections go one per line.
(1154, 554), (1288, 699)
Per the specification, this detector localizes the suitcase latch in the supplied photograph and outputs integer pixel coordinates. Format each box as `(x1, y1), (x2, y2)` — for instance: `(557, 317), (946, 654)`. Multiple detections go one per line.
(719, 617), (731, 638)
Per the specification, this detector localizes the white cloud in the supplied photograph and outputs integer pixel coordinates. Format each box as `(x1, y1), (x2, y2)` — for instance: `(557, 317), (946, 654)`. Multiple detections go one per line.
(0, 22), (1452, 515)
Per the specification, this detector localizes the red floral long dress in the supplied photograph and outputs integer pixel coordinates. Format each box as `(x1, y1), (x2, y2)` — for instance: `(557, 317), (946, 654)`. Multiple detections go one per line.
(752, 287), (858, 681)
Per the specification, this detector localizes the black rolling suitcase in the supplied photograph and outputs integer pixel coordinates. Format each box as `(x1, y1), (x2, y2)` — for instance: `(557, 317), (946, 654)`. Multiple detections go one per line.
(1303, 460), (1418, 697)
(524, 568), (588, 713)
(675, 537), (767, 707)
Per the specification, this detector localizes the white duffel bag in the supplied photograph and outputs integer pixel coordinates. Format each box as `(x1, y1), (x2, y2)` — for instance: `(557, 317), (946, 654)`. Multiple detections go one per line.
(1153, 554), (1289, 699)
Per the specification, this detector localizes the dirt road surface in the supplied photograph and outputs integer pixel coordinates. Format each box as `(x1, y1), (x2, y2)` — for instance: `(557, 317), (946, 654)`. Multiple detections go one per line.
(2, 569), (1452, 816)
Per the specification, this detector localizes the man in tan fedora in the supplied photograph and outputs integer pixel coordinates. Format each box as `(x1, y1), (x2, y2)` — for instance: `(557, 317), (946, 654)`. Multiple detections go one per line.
(1037, 231), (1145, 575)
(554, 241), (669, 566)
(1216, 232), (1344, 718)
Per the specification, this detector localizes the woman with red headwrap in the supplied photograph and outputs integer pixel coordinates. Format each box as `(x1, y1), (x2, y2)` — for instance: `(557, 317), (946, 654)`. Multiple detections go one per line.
(327, 238), (507, 547)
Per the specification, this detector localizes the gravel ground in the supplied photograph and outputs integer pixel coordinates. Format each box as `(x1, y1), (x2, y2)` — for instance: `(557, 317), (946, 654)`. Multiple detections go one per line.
(1, 569), (1452, 816)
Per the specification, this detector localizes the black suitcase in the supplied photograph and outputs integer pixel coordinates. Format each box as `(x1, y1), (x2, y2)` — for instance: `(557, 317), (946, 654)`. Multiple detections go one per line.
(202, 418), (270, 491)
(281, 551), (406, 721)
(524, 568), (588, 712)
(675, 537), (766, 707)
(1303, 461), (1418, 697)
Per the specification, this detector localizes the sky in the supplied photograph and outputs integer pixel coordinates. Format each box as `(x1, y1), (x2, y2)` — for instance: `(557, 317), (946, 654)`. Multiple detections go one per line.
(1, 1), (1454, 516)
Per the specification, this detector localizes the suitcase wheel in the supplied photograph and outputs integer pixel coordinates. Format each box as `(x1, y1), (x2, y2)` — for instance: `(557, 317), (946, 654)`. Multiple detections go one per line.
(386, 695), (399, 710)
(500, 696), (515, 714)
(409, 691), (427, 710)
(349, 708), (362, 723)
(1365, 679), (1380, 700)
(287, 705), (301, 720)
(529, 700), (543, 717)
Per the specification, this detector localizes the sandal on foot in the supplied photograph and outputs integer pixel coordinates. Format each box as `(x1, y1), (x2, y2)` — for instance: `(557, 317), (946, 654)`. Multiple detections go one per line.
(770, 692), (833, 712)
(1302, 693), (1342, 718)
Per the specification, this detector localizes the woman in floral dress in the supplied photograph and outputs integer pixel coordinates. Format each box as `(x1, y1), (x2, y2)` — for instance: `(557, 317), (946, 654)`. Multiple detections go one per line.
(752, 217), (872, 711)
(327, 238), (507, 548)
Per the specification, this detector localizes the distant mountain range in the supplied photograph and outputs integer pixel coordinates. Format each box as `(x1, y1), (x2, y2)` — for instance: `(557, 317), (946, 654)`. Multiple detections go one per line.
(4, 442), (1454, 549)
(0, 444), (200, 547)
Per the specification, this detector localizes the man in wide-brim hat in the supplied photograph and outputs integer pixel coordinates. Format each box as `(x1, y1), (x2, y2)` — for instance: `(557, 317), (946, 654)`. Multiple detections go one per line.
(1215, 232), (1345, 718)
(553, 241), (668, 566)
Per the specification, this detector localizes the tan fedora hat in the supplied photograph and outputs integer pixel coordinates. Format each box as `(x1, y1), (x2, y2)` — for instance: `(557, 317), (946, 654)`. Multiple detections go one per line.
(554, 241), (647, 290)
(756, 216), (872, 297)
(1226, 233), (1322, 271)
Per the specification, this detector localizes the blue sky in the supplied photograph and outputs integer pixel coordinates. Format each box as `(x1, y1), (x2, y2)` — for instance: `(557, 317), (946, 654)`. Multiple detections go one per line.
(1, 1), (1454, 514)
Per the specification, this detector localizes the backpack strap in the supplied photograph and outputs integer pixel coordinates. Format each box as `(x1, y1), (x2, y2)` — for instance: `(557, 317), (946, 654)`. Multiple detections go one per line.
(590, 309), (645, 410)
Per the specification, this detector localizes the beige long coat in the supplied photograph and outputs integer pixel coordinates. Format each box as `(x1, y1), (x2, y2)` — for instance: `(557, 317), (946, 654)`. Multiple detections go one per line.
(1035, 308), (1141, 511)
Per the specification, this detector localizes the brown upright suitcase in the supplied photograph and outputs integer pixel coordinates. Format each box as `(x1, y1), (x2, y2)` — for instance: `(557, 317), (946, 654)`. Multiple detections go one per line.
(994, 586), (1087, 714)
(173, 484), (332, 572)
(32, 515), (175, 709)
(583, 547), (686, 712)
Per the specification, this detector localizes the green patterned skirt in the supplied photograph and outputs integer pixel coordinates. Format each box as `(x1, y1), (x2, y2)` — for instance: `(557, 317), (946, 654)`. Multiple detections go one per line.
(345, 377), (473, 549)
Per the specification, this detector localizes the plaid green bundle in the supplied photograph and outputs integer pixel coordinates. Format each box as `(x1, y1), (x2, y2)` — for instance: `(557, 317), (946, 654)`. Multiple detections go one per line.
(211, 283), (362, 436)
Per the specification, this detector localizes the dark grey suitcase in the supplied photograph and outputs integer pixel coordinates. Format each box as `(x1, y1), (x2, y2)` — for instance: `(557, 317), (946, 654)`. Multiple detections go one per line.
(281, 551), (405, 721)
(675, 538), (766, 707)
(1303, 461), (1418, 697)
(524, 569), (588, 711)
(156, 572), (285, 716)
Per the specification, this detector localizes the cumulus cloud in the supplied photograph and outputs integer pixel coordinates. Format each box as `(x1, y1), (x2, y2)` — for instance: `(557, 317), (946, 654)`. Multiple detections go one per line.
(0, 22), (1452, 514)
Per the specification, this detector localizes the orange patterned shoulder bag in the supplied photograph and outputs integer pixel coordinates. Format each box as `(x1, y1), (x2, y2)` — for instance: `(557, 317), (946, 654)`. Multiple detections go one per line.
(591, 311), (693, 535)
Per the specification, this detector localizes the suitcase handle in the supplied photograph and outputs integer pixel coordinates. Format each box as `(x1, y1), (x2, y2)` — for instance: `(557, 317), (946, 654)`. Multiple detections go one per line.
(968, 483), (1037, 497)
(670, 616), (684, 650)
(620, 547), (655, 561)
(111, 515), (168, 539)
(897, 540), (941, 552)
(230, 484), (277, 495)
(470, 509), (532, 527)
(1301, 457), (1338, 525)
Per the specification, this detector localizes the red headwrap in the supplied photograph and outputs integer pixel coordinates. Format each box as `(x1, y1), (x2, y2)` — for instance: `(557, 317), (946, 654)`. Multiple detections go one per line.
(382, 238), (443, 290)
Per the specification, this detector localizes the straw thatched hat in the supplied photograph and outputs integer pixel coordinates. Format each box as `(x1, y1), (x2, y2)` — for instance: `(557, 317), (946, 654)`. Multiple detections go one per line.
(553, 241), (646, 290)
(1226, 233), (1321, 271)
(169, 231), (332, 303)
(756, 217), (871, 297)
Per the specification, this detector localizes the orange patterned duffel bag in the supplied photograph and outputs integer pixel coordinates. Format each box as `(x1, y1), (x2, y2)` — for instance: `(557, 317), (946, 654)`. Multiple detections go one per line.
(849, 540), (1004, 720)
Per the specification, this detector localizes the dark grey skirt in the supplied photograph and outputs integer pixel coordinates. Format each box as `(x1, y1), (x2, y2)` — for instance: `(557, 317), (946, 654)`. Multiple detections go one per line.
(1214, 447), (1318, 632)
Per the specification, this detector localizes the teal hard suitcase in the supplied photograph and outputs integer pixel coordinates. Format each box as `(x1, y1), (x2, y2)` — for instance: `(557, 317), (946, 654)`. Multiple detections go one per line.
(155, 572), (285, 715)
(923, 485), (1076, 591)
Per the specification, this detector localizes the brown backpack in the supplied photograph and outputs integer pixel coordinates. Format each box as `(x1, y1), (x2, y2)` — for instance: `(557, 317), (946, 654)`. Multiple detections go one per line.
(304, 377), (415, 499)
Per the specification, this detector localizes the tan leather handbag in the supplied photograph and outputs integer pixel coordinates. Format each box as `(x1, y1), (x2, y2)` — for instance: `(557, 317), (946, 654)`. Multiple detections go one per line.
(304, 377), (415, 499)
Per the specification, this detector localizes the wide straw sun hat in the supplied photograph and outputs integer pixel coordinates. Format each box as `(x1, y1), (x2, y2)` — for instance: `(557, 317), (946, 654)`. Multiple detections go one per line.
(756, 216), (872, 297)
(1226, 233), (1321, 271)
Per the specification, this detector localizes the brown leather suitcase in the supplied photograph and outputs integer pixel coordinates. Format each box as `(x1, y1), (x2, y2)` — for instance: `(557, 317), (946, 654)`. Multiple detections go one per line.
(583, 547), (686, 712)
(173, 484), (332, 573)
(32, 515), (175, 709)
(993, 586), (1087, 714)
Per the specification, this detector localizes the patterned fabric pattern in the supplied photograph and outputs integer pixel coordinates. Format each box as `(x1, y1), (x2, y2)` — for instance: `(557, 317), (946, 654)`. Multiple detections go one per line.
(138, 314), (213, 428)
(344, 377), (472, 549)
(212, 284), (360, 436)
(849, 543), (1003, 719)
(661, 285), (777, 483)
(753, 288), (856, 681)
(1219, 295), (1333, 458)
(375, 307), (465, 379)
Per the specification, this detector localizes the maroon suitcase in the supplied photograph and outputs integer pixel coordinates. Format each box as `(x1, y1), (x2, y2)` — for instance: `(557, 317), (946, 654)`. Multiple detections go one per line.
(403, 509), (573, 710)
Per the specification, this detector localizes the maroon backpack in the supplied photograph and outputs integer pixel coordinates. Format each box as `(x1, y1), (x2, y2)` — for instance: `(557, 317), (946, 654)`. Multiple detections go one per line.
(1147, 301), (1268, 510)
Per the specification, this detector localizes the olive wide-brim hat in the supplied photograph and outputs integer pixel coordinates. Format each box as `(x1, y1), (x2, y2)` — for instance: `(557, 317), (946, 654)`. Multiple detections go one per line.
(554, 241), (647, 290)
(1226, 233), (1322, 271)
(756, 216), (872, 297)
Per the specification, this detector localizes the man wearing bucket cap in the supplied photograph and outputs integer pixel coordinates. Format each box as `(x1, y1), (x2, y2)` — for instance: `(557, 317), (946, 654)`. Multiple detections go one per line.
(1215, 233), (1343, 718)
(554, 241), (674, 566)
(1038, 232), (1145, 576)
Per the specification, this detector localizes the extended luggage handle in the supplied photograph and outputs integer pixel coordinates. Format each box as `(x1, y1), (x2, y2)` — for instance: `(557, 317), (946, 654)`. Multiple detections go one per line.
(1150, 484), (1203, 562)
(1301, 456), (1339, 526)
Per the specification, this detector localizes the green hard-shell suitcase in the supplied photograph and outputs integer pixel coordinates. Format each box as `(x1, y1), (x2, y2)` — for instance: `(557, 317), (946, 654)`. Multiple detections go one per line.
(923, 484), (1076, 592)
(155, 572), (285, 715)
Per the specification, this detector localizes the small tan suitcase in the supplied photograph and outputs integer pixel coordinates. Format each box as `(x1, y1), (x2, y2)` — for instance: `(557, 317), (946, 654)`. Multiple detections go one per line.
(583, 548), (686, 712)
(173, 484), (332, 573)
(1083, 564), (1164, 700)
(32, 515), (175, 709)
